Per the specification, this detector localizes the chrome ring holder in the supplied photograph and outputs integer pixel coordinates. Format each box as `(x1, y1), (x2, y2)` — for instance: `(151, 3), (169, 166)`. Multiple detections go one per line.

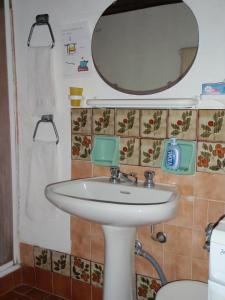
(27, 14), (55, 48)
(33, 115), (59, 145)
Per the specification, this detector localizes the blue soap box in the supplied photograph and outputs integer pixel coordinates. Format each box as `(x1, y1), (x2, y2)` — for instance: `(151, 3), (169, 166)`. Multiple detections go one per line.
(202, 82), (225, 95)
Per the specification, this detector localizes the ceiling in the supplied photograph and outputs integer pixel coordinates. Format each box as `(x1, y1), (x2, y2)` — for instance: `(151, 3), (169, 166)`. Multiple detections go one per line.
(103, 0), (182, 15)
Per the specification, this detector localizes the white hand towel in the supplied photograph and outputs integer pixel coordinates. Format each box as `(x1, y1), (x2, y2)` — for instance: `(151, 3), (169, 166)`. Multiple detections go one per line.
(26, 140), (58, 221)
(27, 47), (55, 116)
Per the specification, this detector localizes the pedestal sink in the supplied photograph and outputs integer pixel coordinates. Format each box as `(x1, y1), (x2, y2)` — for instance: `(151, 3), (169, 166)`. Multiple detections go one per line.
(45, 177), (179, 300)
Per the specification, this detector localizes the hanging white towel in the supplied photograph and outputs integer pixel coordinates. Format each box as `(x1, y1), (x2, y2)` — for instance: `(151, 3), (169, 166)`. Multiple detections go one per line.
(26, 140), (58, 221)
(27, 46), (55, 116)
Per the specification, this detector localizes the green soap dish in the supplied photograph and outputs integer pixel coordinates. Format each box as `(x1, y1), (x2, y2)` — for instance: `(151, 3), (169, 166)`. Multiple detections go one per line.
(161, 140), (196, 175)
(91, 136), (120, 167)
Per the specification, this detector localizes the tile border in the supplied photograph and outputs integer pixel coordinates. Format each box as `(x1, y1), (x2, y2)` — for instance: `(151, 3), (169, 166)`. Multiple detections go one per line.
(30, 245), (159, 298)
(71, 108), (225, 175)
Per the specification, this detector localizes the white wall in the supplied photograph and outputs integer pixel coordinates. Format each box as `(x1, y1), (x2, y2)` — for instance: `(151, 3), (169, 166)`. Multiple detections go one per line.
(12, 0), (225, 252)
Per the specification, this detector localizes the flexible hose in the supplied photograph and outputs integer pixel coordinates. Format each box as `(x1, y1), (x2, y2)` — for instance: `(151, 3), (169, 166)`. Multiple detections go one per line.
(135, 240), (167, 286)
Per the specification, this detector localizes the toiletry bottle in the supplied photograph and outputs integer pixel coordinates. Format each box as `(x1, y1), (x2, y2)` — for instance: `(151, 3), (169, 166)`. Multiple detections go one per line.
(166, 138), (181, 170)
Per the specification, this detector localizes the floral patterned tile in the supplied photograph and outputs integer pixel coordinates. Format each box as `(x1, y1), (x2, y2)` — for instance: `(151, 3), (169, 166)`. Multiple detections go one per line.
(197, 142), (225, 174)
(140, 110), (167, 138)
(91, 262), (104, 288)
(120, 137), (140, 165)
(92, 108), (115, 135)
(198, 110), (225, 142)
(71, 256), (91, 284)
(71, 108), (92, 135)
(115, 109), (140, 137)
(33, 246), (51, 271)
(168, 110), (197, 140)
(140, 139), (164, 167)
(71, 135), (91, 160)
(136, 274), (161, 300)
(52, 251), (70, 277)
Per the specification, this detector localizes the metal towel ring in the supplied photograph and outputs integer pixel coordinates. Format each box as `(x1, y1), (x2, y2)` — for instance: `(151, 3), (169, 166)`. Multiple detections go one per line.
(33, 115), (59, 145)
(27, 14), (55, 48)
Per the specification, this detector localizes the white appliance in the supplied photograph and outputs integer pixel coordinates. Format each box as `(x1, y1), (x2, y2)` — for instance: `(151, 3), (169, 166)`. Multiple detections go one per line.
(208, 216), (225, 300)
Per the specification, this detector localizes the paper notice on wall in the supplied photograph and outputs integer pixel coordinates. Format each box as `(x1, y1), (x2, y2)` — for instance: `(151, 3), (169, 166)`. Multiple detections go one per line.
(62, 21), (92, 77)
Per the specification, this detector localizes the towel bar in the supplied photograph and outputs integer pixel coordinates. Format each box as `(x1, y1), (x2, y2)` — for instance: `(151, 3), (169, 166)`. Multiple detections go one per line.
(33, 115), (59, 144)
(27, 14), (55, 48)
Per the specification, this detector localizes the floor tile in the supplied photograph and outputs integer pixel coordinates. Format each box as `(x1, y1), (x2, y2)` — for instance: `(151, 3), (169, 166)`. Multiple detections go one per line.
(0, 273), (14, 296)
(0, 291), (21, 300)
(45, 295), (65, 300)
(14, 285), (33, 295)
(26, 288), (50, 300)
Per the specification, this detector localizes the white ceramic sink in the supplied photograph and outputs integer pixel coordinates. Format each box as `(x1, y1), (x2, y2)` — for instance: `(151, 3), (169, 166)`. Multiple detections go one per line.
(45, 177), (178, 227)
(45, 176), (179, 300)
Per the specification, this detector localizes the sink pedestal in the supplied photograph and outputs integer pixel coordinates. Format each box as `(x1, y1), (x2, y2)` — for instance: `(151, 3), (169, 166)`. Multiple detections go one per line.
(102, 226), (136, 300)
(45, 177), (178, 299)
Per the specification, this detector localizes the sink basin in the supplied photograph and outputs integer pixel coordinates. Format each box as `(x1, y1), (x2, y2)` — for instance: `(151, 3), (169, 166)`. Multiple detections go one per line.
(45, 177), (178, 227)
(45, 176), (179, 300)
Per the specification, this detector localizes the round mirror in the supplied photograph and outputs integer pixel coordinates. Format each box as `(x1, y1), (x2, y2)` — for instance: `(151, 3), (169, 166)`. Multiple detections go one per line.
(92, 0), (199, 95)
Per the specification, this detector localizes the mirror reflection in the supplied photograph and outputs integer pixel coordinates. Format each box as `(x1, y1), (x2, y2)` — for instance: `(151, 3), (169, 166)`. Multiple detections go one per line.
(92, 0), (199, 95)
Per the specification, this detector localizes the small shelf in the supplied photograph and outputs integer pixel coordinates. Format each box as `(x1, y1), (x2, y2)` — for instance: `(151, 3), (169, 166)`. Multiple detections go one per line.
(86, 98), (198, 108)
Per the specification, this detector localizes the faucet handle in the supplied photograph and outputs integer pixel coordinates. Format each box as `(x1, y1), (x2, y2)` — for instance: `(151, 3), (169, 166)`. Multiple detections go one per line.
(144, 170), (155, 179)
(144, 170), (155, 187)
(110, 166), (120, 175)
(110, 167), (120, 183)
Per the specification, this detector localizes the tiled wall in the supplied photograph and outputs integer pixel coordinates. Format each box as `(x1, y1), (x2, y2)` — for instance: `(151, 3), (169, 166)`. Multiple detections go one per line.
(16, 108), (225, 300)
(70, 108), (225, 289)
(71, 108), (225, 173)
(19, 243), (160, 300)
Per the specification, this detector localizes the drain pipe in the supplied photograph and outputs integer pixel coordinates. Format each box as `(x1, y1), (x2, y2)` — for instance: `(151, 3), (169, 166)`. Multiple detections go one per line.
(135, 240), (167, 286)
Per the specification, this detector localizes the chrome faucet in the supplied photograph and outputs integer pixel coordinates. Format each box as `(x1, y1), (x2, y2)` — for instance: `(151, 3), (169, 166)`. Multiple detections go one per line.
(110, 167), (138, 184)
(144, 170), (155, 188)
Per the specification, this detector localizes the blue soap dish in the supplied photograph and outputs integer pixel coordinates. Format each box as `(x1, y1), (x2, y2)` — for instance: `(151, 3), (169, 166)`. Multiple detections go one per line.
(91, 136), (120, 167)
(161, 140), (196, 175)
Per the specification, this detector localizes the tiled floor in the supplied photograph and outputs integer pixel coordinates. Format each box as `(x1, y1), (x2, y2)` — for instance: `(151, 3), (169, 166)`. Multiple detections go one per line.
(0, 285), (64, 300)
